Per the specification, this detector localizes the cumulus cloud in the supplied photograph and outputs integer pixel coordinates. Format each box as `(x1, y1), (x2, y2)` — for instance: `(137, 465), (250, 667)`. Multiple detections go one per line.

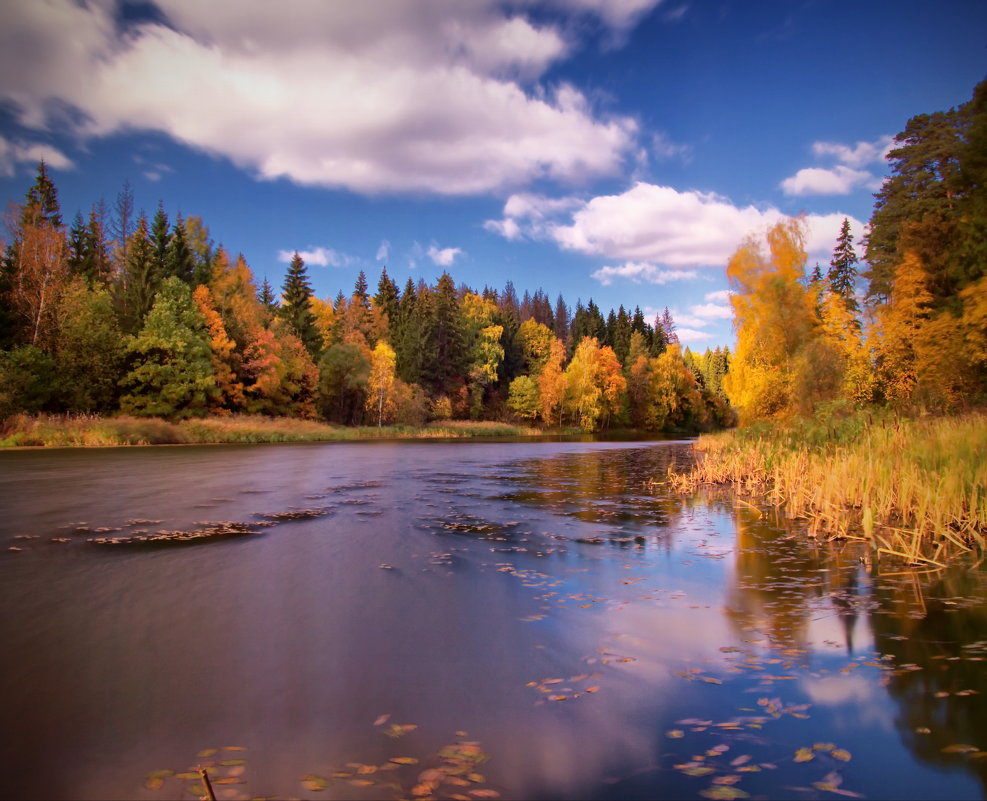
(427, 245), (464, 267)
(376, 240), (390, 262)
(675, 327), (714, 344)
(780, 165), (875, 196)
(781, 134), (892, 196)
(277, 247), (353, 268)
(486, 181), (866, 283)
(0, 135), (73, 176)
(812, 136), (894, 168)
(704, 289), (733, 303)
(591, 262), (696, 286)
(0, 0), (656, 196)
(688, 301), (732, 320)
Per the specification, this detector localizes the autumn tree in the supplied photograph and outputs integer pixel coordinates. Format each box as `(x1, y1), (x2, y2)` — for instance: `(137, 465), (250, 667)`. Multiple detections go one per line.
(723, 218), (818, 422)
(366, 340), (397, 426)
(54, 280), (124, 412)
(193, 285), (244, 412)
(537, 337), (567, 427)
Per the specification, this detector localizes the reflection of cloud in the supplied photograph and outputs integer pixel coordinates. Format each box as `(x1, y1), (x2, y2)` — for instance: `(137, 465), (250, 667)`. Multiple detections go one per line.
(803, 673), (874, 705)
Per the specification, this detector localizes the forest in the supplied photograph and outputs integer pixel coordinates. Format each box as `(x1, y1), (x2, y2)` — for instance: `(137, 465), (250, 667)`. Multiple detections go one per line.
(0, 78), (984, 436)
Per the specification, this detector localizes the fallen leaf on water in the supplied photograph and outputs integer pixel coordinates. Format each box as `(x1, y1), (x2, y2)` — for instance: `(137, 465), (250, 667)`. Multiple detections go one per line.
(222, 746), (247, 751)
(712, 774), (742, 785)
(349, 778), (375, 787)
(831, 749), (852, 762)
(374, 714), (392, 726)
(666, 730), (685, 739)
(585, 686), (600, 693)
(702, 677), (724, 685)
(942, 744), (979, 754)
(794, 748), (815, 763)
(390, 757), (419, 765)
(198, 749), (218, 758)
(730, 755), (751, 767)
(699, 786), (750, 800)
(469, 790), (500, 799)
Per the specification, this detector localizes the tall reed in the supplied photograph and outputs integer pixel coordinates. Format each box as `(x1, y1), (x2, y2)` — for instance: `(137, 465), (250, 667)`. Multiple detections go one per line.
(668, 411), (987, 565)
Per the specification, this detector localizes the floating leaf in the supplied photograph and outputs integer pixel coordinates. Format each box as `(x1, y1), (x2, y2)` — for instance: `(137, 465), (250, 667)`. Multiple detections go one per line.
(699, 786), (749, 800)
(679, 766), (716, 777)
(666, 730), (685, 739)
(794, 748), (815, 763)
(942, 744), (979, 754)
(712, 774), (742, 785)
(469, 790), (500, 799)
(197, 748), (218, 758)
(813, 743), (836, 752)
(349, 778), (375, 787)
(390, 757), (419, 765)
(730, 755), (751, 767)
(218, 759), (246, 767)
(831, 749), (852, 762)
(374, 714), (392, 727)
(585, 686), (600, 693)
(702, 677), (724, 685)
(302, 774), (330, 791)
(222, 746), (247, 751)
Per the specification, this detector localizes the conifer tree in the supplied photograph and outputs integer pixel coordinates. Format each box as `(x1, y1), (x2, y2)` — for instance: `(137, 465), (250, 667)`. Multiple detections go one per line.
(374, 267), (400, 340)
(119, 277), (217, 418)
(828, 217), (859, 316)
(117, 212), (159, 335)
(151, 203), (170, 278)
(165, 213), (195, 284)
(279, 252), (321, 359)
(22, 161), (62, 229)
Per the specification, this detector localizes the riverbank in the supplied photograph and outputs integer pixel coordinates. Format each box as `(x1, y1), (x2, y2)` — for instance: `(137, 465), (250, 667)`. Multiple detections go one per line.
(667, 409), (987, 565)
(0, 413), (547, 447)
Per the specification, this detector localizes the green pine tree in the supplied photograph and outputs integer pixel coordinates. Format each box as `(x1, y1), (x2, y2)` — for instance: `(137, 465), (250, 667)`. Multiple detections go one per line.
(828, 217), (859, 316)
(279, 252), (321, 358)
(119, 277), (217, 418)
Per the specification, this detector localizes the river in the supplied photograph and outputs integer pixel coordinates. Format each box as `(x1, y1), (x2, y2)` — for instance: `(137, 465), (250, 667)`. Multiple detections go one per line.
(1, 439), (985, 800)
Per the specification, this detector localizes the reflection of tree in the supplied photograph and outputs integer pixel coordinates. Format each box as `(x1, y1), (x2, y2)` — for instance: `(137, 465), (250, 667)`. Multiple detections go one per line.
(724, 505), (868, 653)
(870, 566), (987, 795)
(501, 447), (684, 549)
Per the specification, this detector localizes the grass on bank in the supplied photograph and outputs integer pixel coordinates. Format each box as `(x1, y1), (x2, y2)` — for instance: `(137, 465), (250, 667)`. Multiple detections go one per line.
(667, 406), (987, 565)
(0, 413), (544, 447)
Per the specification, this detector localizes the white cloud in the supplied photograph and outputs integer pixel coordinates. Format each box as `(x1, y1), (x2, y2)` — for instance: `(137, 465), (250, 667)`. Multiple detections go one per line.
(780, 165), (874, 196)
(427, 244), (464, 267)
(376, 239), (390, 262)
(592, 262), (697, 286)
(704, 289), (733, 303)
(277, 246), (353, 268)
(0, 135), (73, 176)
(780, 134), (893, 197)
(675, 327), (714, 344)
(812, 136), (894, 168)
(651, 131), (691, 162)
(0, 0), (653, 196)
(487, 181), (866, 283)
(688, 301), (732, 320)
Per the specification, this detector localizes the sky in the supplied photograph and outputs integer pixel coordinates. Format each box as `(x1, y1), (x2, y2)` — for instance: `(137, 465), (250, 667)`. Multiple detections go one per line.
(0, 0), (985, 349)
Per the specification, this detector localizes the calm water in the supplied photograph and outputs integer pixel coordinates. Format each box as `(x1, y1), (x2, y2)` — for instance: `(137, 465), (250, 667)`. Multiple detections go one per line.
(1, 439), (985, 800)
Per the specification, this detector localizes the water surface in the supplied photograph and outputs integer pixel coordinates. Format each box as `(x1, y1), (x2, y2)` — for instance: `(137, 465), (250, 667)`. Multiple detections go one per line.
(1, 439), (985, 800)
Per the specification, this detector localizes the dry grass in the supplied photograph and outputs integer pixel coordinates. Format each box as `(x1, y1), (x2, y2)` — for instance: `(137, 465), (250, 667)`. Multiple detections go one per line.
(0, 413), (544, 447)
(667, 410), (987, 565)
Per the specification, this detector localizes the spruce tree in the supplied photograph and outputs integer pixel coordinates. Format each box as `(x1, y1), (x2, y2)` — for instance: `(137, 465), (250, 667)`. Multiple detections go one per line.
(258, 277), (279, 318)
(22, 161), (62, 229)
(165, 213), (195, 284)
(117, 212), (159, 334)
(151, 203), (170, 278)
(279, 252), (321, 358)
(828, 217), (859, 315)
(374, 267), (400, 340)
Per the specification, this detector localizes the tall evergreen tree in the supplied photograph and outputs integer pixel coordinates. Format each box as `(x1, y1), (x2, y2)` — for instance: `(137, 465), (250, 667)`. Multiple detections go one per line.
(279, 252), (321, 358)
(258, 277), (279, 318)
(165, 213), (195, 284)
(374, 267), (400, 340)
(22, 161), (62, 229)
(151, 203), (170, 278)
(828, 217), (860, 316)
(117, 211), (159, 335)
(112, 179), (135, 272)
(553, 294), (570, 346)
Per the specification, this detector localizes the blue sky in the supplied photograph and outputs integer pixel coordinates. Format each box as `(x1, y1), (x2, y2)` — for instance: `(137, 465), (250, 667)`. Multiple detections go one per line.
(1, 0), (985, 348)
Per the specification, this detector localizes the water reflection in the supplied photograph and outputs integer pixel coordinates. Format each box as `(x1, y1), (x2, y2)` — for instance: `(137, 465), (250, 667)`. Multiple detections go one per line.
(1, 441), (985, 800)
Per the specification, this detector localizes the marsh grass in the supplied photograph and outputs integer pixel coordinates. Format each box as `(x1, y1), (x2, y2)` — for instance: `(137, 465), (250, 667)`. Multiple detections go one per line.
(668, 408), (987, 565)
(0, 413), (543, 447)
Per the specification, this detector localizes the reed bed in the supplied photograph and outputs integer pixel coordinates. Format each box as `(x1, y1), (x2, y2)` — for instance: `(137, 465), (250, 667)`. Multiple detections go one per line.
(668, 411), (987, 565)
(0, 413), (543, 447)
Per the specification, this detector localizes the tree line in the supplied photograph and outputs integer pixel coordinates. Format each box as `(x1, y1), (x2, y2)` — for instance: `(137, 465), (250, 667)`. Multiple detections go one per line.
(726, 78), (987, 422)
(0, 171), (733, 431)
